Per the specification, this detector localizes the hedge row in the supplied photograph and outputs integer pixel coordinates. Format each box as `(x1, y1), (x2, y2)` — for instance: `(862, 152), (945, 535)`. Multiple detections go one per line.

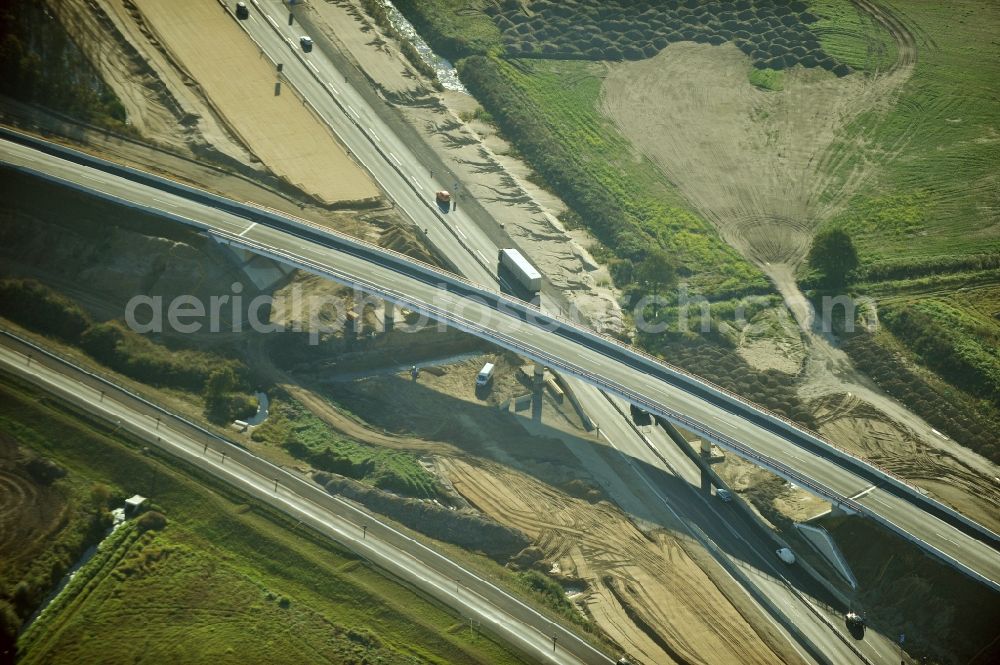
(458, 55), (654, 264)
(486, 0), (849, 74)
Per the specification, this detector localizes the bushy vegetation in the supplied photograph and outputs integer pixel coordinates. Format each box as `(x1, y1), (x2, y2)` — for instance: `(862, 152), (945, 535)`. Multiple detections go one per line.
(482, 0), (849, 74)
(322, 476), (531, 563)
(840, 332), (997, 463)
(515, 570), (586, 626)
(253, 398), (443, 499)
(0, 279), (256, 422)
(880, 300), (1000, 406)
(0, 1), (127, 127)
(0, 440), (114, 656)
(0, 278), (89, 342)
(79, 320), (244, 394)
(807, 228), (859, 287)
(748, 67), (784, 91)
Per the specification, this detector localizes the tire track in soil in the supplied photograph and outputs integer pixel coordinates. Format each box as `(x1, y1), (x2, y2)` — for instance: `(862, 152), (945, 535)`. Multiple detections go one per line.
(439, 457), (795, 665)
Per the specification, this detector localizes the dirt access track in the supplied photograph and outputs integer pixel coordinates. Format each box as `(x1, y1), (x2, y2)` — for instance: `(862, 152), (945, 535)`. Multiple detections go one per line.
(131, 0), (378, 206)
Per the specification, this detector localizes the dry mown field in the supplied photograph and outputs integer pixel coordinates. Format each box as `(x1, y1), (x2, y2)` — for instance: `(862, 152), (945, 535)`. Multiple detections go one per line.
(0, 434), (67, 569)
(132, 0), (379, 205)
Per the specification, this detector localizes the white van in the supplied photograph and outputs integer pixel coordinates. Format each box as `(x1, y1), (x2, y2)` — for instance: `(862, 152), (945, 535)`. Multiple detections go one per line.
(476, 362), (495, 387)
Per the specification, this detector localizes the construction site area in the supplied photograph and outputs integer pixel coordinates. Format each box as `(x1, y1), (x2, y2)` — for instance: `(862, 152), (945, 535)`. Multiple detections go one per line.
(1, 1), (998, 664)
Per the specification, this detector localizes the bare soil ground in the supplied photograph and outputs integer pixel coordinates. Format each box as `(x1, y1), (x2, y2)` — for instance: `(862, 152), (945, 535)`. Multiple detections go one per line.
(600, 40), (909, 268)
(310, 353), (801, 664)
(51, 0), (253, 164)
(441, 457), (793, 665)
(129, 0), (378, 206)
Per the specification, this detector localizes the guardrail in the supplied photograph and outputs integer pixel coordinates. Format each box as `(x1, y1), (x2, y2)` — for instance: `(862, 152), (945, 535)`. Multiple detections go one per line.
(0, 328), (612, 664)
(3, 127), (997, 569)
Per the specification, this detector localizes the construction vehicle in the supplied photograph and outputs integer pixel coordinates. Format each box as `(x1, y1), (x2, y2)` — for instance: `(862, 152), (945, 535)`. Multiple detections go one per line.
(498, 248), (541, 295)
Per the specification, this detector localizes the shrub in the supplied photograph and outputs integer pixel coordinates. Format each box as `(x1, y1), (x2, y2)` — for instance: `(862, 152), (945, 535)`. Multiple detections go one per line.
(0, 278), (91, 341)
(24, 456), (67, 485)
(136, 511), (167, 532)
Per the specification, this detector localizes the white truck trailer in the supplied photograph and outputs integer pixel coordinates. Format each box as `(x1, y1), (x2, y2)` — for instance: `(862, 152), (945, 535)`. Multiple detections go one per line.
(498, 248), (542, 294)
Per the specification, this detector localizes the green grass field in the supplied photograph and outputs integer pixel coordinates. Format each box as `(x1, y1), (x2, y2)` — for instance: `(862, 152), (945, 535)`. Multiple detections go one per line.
(808, 0), (898, 71)
(1, 375), (525, 664)
(805, 0), (1000, 442)
(814, 1), (1000, 269)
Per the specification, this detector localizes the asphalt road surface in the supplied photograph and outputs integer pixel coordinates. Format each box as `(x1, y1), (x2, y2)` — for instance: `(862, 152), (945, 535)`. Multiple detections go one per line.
(3, 136), (996, 604)
(0, 333), (612, 665)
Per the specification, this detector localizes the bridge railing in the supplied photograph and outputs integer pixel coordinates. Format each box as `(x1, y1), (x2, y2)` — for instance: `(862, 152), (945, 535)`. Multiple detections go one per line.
(5, 126), (997, 550)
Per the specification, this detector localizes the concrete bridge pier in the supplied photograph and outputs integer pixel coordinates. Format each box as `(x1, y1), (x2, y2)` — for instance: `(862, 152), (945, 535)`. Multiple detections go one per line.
(383, 300), (395, 333)
(531, 361), (544, 422)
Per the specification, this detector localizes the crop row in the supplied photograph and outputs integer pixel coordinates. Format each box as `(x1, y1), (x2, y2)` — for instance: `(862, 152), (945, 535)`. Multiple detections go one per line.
(486, 0), (851, 75)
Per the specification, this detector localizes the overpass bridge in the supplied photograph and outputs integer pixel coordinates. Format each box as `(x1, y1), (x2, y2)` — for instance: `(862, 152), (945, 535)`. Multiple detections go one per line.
(3, 128), (998, 593)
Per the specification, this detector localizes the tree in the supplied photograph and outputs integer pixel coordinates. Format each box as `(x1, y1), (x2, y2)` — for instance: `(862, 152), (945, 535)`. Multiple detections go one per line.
(635, 248), (678, 297)
(807, 228), (858, 287)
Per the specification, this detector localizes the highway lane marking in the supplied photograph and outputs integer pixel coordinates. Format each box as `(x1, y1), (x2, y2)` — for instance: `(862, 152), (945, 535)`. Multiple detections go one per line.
(347, 105), (360, 119)
(238, 223), (258, 237)
(389, 152), (402, 166)
(475, 249), (487, 262)
(79, 172), (101, 182)
(266, 14), (278, 28)
(327, 82), (340, 94)
(307, 60), (319, 74)
(456, 228), (467, 240)
(935, 532), (960, 546)
(848, 485), (877, 501)
(410, 175), (423, 190)
(369, 128), (379, 142)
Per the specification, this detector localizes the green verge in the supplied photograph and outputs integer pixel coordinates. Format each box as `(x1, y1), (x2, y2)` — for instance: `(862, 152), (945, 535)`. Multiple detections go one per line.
(0, 278), (257, 424)
(251, 396), (444, 499)
(2, 374), (525, 664)
(808, 0), (898, 72)
(811, 1), (1000, 268)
